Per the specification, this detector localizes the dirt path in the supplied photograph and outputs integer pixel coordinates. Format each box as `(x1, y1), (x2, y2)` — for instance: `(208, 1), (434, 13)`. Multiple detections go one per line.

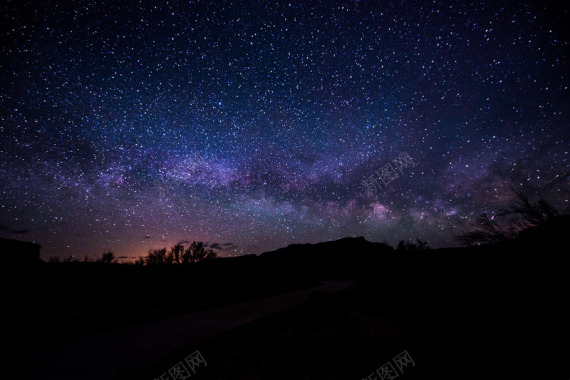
(25, 280), (352, 380)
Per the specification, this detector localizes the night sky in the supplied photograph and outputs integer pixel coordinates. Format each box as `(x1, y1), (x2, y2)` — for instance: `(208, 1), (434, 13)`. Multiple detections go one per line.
(1, 0), (568, 261)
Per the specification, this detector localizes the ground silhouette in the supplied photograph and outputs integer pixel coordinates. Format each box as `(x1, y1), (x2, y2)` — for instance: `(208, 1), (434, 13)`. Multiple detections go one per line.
(3, 212), (569, 379)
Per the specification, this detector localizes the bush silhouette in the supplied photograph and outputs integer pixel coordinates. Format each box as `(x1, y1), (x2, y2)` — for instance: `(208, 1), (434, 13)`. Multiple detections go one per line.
(396, 238), (430, 252)
(134, 256), (146, 265)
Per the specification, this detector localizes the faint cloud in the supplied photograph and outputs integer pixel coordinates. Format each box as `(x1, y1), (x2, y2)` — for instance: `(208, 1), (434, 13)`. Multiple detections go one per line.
(9, 229), (30, 235)
(0, 225), (30, 234)
(208, 242), (238, 251)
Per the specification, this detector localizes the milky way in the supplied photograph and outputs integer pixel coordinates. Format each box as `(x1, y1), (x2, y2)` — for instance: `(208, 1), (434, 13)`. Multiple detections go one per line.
(1, 0), (568, 260)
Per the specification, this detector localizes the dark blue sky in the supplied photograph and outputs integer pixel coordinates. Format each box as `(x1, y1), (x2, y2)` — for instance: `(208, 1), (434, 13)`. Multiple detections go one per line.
(1, 0), (568, 260)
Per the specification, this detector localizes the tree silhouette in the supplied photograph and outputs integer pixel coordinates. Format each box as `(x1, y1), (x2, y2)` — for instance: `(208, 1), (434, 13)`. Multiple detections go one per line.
(455, 213), (519, 246)
(180, 245), (193, 264)
(100, 250), (115, 264)
(456, 190), (559, 246)
(146, 248), (168, 265)
(168, 243), (184, 264)
(497, 189), (559, 226)
(181, 241), (217, 263)
(143, 242), (216, 265)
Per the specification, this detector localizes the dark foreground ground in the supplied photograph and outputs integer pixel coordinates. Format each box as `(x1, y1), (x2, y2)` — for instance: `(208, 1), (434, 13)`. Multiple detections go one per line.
(2, 220), (569, 379)
(116, 255), (569, 380)
(119, 286), (568, 380)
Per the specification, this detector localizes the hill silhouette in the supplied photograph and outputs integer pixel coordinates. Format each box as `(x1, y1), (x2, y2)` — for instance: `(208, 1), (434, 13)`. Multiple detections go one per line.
(258, 236), (394, 273)
(513, 213), (570, 247)
(0, 238), (41, 265)
(244, 214), (569, 280)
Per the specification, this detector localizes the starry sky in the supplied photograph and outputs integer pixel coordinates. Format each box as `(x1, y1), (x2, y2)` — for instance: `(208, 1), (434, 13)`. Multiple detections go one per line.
(1, 0), (568, 261)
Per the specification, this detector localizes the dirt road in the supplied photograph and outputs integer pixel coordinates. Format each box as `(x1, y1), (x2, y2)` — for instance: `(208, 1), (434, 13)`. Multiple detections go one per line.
(24, 280), (352, 380)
